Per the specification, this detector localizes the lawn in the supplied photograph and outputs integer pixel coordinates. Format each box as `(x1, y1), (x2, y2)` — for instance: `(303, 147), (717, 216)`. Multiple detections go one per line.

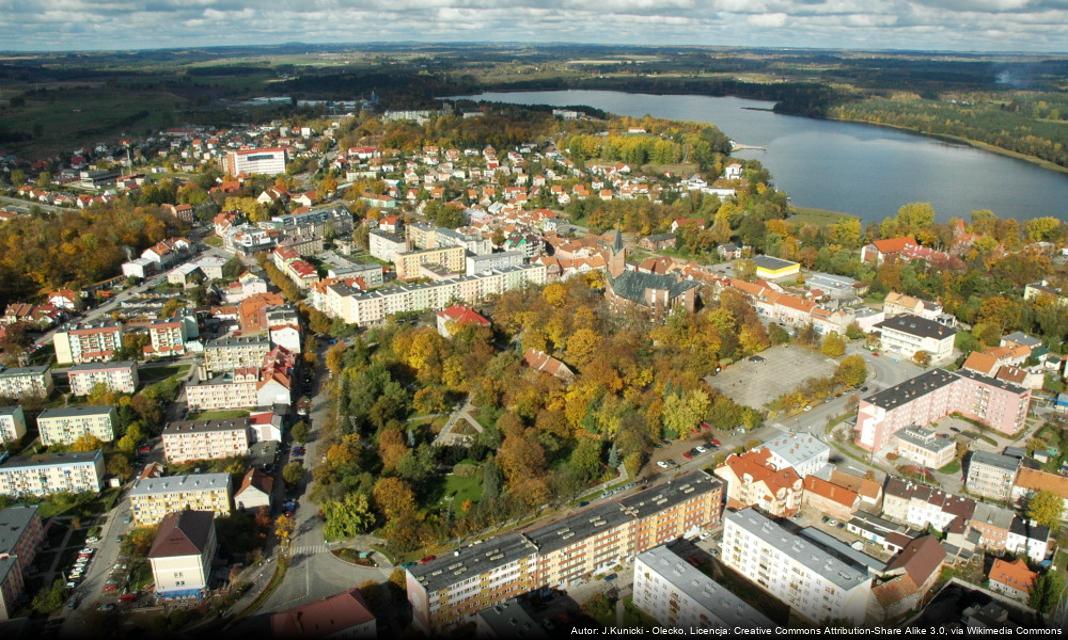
(938, 460), (962, 474)
(439, 471), (483, 514)
(788, 206), (856, 227)
(188, 409), (250, 421)
(138, 364), (190, 385)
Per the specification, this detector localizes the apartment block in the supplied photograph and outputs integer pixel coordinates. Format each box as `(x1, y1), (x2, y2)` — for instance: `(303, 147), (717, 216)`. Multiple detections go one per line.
(53, 321), (124, 365)
(129, 473), (232, 526)
(881, 477), (974, 533)
(223, 147), (287, 176)
(203, 335), (271, 373)
(36, 405), (117, 446)
(0, 450), (104, 497)
(185, 345), (294, 411)
(394, 245), (466, 280)
(0, 407), (26, 443)
(855, 368), (1030, 451)
(163, 418), (250, 464)
(68, 361), (139, 395)
(893, 427), (955, 469)
(368, 228), (407, 263)
(319, 265), (546, 327)
(0, 505), (44, 621)
(466, 251), (525, 276)
(965, 451), (1019, 501)
(714, 448), (803, 517)
(874, 314), (956, 365)
(761, 432), (830, 477)
(406, 471), (722, 631)
(633, 545), (774, 628)
(145, 317), (189, 357)
(721, 508), (873, 625)
(0, 365), (53, 399)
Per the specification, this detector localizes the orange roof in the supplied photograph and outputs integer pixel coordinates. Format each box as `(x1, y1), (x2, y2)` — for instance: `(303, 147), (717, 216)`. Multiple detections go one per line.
(830, 469), (882, 500)
(803, 476), (859, 508)
(523, 349), (574, 380)
(270, 589), (374, 638)
(437, 305), (490, 327)
(1015, 467), (1068, 499)
(723, 449), (801, 495)
(989, 558), (1036, 594)
(872, 236), (917, 253)
(873, 574), (918, 606)
(962, 351), (999, 376)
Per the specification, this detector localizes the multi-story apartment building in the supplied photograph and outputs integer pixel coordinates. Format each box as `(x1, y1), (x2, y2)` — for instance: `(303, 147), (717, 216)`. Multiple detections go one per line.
(761, 432), (830, 477)
(893, 427), (955, 469)
(466, 251), (525, 276)
(319, 265), (546, 327)
(368, 229), (408, 263)
(36, 405), (117, 446)
(185, 345), (294, 411)
(874, 314), (956, 365)
(145, 317), (189, 357)
(148, 510), (217, 598)
(266, 306), (301, 354)
(406, 471), (722, 631)
(0, 365), (53, 399)
(203, 335), (271, 373)
(881, 477), (974, 532)
(855, 368), (1030, 451)
(394, 246), (466, 280)
(68, 361), (139, 396)
(163, 418), (250, 464)
(0, 505), (44, 621)
(721, 508), (873, 625)
(128, 473), (232, 526)
(0, 450), (104, 497)
(52, 321), (124, 365)
(222, 147), (287, 176)
(0, 407), (27, 443)
(965, 451), (1020, 501)
(714, 448), (803, 517)
(633, 545), (774, 628)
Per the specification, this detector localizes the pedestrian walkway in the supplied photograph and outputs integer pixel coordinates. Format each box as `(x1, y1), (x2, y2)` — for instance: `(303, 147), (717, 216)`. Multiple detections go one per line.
(291, 544), (329, 556)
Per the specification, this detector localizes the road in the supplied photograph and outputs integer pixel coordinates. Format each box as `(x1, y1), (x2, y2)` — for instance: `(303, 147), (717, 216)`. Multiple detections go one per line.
(0, 194), (71, 215)
(59, 496), (133, 635)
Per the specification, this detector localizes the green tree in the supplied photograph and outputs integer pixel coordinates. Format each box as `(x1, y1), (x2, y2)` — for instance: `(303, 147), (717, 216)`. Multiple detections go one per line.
(833, 355), (868, 388)
(1029, 571), (1064, 613)
(821, 332), (846, 357)
(32, 578), (66, 614)
(291, 421), (309, 444)
(661, 389), (710, 438)
(322, 492), (375, 540)
(1027, 490), (1064, 530)
(282, 461), (304, 487)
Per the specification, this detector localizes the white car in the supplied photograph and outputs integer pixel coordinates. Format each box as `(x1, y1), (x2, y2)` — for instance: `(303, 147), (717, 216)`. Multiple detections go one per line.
(656, 460), (670, 469)
(695, 445), (707, 454)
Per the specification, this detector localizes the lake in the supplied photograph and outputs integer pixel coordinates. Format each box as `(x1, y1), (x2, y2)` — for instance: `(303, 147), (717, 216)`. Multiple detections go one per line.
(457, 90), (1068, 223)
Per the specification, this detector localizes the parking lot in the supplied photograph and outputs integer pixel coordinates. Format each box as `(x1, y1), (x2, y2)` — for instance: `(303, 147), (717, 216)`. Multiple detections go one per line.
(705, 344), (838, 409)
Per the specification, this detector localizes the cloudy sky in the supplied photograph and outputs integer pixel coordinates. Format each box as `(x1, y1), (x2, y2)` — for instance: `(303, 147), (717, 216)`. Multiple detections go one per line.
(1, 0), (1066, 53)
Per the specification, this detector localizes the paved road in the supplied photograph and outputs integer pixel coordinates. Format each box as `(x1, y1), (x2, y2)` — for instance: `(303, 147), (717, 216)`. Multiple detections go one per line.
(59, 497), (133, 635)
(0, 194), (71, 215)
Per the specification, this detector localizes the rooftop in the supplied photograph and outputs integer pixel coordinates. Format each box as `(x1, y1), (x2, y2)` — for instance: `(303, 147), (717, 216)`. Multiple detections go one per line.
(1, 449), (102, 469)
(68, 360), (136, 372)
(895, 426), (954, 454)
(163, 418), (250, 435)
(270, 589), (375, 638)
(148, 510), (214, 558)
(762, 432), (829, 468)
(0, 505), (39, 555)
(475, 599), (548, 640)
(37, 405), (115, 420)
(969, 450), (1021, 474)
(875, 314), (957, 340)
(130, 472), (231, 496)
(863, 368), (958, 411)
(752, 255), (799, 271)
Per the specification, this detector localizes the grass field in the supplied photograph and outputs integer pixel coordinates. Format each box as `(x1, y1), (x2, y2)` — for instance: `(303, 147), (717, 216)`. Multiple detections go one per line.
(189, 409), (250, 421)
(439, 470), (483, 514)
(788, 206), (856, 226)
(138, 364), (190, 385)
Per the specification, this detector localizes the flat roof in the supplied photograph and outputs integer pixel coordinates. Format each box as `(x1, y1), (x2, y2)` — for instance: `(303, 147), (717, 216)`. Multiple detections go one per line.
(163, 418), (250, 435)
(1, 449), (102, 469)
(955, 368), (1028, 395)
(875, 314), (957, 340)
(476, 599), (548, 640)
(0, 364), (50, 377)
(752, 255), (798, 270)
(407, 532), (537, 593)
(130, 472), (231, 496)
(798, 527), (887, 572)
(895, 427), (954, 454)
(0, 505), (39, 555)
(68, 361), (136, 372)
(969, 450), (1021, 473)
(524, 501), (633, 555)
(38, 405), (116, 420)
(762, 432), (829, 467)
(637, 546), (774, 627)
(207, 335), (270, 348)
(864, 368), (958, 411)
(725, 508), (871, 591)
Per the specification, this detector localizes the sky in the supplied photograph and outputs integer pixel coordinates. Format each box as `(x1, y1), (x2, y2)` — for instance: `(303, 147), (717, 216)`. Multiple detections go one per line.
(0, 0), (1066, 53)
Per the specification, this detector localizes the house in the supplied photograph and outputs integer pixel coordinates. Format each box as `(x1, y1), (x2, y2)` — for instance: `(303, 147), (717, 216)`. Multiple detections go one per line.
(1012, 467), (1068, 521)
(987, 558), (1036, 602)
(717, 242), (743, 260)
(1023, 280), (1067, 307)
(882, 292), (944, 321)
(714, 448), (803, 517)
(1005, 516), (1050, 562)
(881, 477), (974, 533)
(802, 476), (859, 522)
(862, 236), (916, 266)
(270, 588), (376, 639)
(872, 535), (945, 621)
(965, 451), (1019, 501)
(968, 502), (1016, 552)
(873, 314), (956, 365)
(148, 510), (217, 598)
(831, 469), (883, 508)
(522, 349), (574, 382)
(235, 468), (273, 511)
(638, 233), (677, 252)
(752, 255), (800, 281)
(436, 305), (490, 338)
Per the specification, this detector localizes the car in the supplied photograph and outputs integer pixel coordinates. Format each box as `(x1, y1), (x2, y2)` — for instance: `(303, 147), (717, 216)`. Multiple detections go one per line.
(104, 581), (119, 593)
(699, 421), (713, 432)
(656, 460), (670, 469)
(749, 355), (765, 363)
(709, 437), (722, 447)
(578, 501), (589, 507)
(86, 536), (100, 544)
(699, 533), (710, 541)
(682, 450), (694, 460)
(137, 445), (152, 454)
(860, 386), (869, 392)
(66, 581), (78, 589)
(803, 405), (813, 412)
(664, 459), (678, 467)
(949, 426), (963, 433)
(419, 555), (437, 564)
(67, 596), (80, 610)
(118, 593), (138, 603)
(694, 445), (707, 454)
(827, 518), (838, 527)
(97, 603), (115, 613)
(872, 351), (880, 357)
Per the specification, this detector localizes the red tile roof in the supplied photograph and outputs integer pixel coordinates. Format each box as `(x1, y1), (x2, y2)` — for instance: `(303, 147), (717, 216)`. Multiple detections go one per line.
(803, 476), (859, 508)
(270, 589), (374, 638)
(989, 558), (1036, 594)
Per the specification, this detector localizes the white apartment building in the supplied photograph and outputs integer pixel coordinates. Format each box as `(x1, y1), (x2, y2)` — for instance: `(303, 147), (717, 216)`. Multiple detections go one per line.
(761, 432), (830, 477)
(0, 365), (53, 399)
(67, 361), (139, 396)
(223, 147), (287, 176)
(129, 473), (232, 526)
(162, 419), (250, 464)
(184, 370), (258, 411)
(874, 314), (956, 365)
(893, 427), (955, 469)
(721, 508), (873, 625)
(368, 229), (408, 263)
(36, 405), (117, 446)
(149, 510), (217, 598)
(52, 321), (124, 365)
(203, 336), (271, 373)
(633, 545), (774, 628)
(0, 450), (105, 497)
(0, 407), (26, 443)
(881, 477), (974, 532)
(146, 317), (189, 357)
(266, 307), (301, 354)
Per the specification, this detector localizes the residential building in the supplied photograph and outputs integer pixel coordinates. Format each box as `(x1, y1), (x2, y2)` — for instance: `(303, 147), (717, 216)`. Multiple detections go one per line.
(68, 361), (139, 395)
(968, 502), (1016, 552)
(752, 255), (800, 281)
(406, 471), (722, 631)
(1023, 280), (1067, 307)
(831, 469), (883, 508)
(436, 305), (490, 338)
(0, 365), (53, 399)
(36, 405), (117, 446)
(162, 418), (250, 464)
(604, 270), (699, 317)
(714, 448), (803, 517)
(762, 432), (830, 477)
(267, 306), (302, 354)
(0, 505), (44, 622)
(475, 600), (547, 640)
(0, 450), (104, 497)
(368, 229), (407, 263)
(52, 321), (124, 365)
(394, 246), (466, 280)
(145, 317), (189, 357)
(129, 473), (232, 526)
(223, 147), (287, 176)
(803, 476), (860, 522)
(987, 559), (1036, 602)
(1011, 467), (1068, 521)
(721, 508), (873, 625)
(0, 407), (26, 443)
(148, 510), (217, 598)
(893, 427), (955, 469)
(874, 314), (956, 365)
(965, 451), (1020, 501)
(882, 292), (944, 321)
(633, 545), (774, 628)
(871, 535), (945, 621)
(204, 336), (271, 373)
(466, 251), (525, 276)
(861, 237), (957, 269)
(855, 368), (1030, 451)
(235, 468), (273, 511)
(881, 477), (974, 533)
(845, 511), (915, 555)
(271, 588), (377, 639)
(1005, 517), (1050, 562)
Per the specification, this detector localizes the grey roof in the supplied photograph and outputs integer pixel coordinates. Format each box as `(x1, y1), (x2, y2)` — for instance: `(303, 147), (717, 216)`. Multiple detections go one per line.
(955, 368), (1028, 395)
(0, 364), (50, 377)
(761, 432), (829, 468)
(1, 449), (102, 469)
(644, 232), (676, 242)
(608, 270), (699, 304)
(407, 532), (537, 593)
(725, 508), (871, 591)
(1002, 332), (1043, 348)
(969, 450), (1021, 474)
(864, 368), (958, 411)
(0, 556), (16, 587)
(895, 427), (954, 454)
(1009, 516), (1050, 542)
(752, 255), (798, 270)
(476, 599), (549, 640)
(971, 502), (1015, 530)
(0, 505), (39, 555)
(524, 501), (633, 554)
(163, 418), (250, 435)
(207, 335), (270, 348)
(847, 510), (911, 538)
(636, 545), (774, 627)
(37, 405), (115, 420)
(0, 406), (22, 417)
(798, 527), (887, 572)
(130, 472), (231, 496)
(875, 314), (957, 340)
(68, 360), (136, 372)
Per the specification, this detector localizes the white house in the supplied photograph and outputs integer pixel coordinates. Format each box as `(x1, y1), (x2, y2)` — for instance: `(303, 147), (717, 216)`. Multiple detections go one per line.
(148, 510), (217, 598)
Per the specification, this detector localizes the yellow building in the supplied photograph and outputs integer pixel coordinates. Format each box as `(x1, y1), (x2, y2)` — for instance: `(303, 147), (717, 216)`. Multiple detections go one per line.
(394, 246), (466, 280)
(128, 473), (232, 526)
(753, 255), (801, 280)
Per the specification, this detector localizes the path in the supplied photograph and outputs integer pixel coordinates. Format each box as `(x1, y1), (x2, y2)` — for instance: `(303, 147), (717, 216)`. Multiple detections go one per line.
(432, 399), (483, 447)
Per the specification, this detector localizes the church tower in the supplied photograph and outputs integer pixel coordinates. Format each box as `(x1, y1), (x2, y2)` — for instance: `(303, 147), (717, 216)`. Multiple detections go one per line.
(608, 227), (627, 278)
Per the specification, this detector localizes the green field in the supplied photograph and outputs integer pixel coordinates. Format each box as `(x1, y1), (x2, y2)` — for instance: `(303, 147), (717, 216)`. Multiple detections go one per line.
(189, 409), (250, 421)
(788, 206), (856, 226)
(138, 364), (190, 385)
(439, 470), (483, 514)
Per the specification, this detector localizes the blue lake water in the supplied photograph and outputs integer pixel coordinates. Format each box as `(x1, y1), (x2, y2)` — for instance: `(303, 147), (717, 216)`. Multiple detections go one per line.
(459, 90), (1068, 223)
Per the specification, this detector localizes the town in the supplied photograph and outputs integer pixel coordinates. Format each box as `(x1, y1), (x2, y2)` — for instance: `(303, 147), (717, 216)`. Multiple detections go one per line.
(0, 61), (1065, 640)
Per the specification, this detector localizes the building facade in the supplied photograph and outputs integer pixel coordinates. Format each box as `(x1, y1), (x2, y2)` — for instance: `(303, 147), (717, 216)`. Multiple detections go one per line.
(203, 336), (271, 373)
(148, 510), (217, 597)
(129, 473), (232, 526)
(0, 450), (105, 497)
(965, 451), (1019, 501)
(52, 321), (124, 365)
(223, 147), (287, 176)
(36, 405), (117, 446)
(68, 361), (139, 396)
(0, 407), (27, 443)
(162, 419), (250, 464)
(0, 365), (53, 399)
(874, 315), (956, 365)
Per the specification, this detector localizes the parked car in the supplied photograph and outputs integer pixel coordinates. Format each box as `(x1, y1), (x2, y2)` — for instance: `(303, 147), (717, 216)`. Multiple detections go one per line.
(694, 445), (707, 454)
(419, 555), (436, 565)
(656, 460), (670, 469)
(709, 437), (722, 447)
(682, 450), (694, 460)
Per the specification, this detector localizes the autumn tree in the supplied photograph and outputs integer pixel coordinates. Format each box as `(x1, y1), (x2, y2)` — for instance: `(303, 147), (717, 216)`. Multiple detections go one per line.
(833, 355), (868, 388)
(1027, 490), (1063, 530)
(372, 477), (417, 522)
(821, 332), (846, 357)
(69, 434), (103, 452)
(274, 514), (296, 547)
(322, 492), (375, 540)
(282, 461), (304, 486)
